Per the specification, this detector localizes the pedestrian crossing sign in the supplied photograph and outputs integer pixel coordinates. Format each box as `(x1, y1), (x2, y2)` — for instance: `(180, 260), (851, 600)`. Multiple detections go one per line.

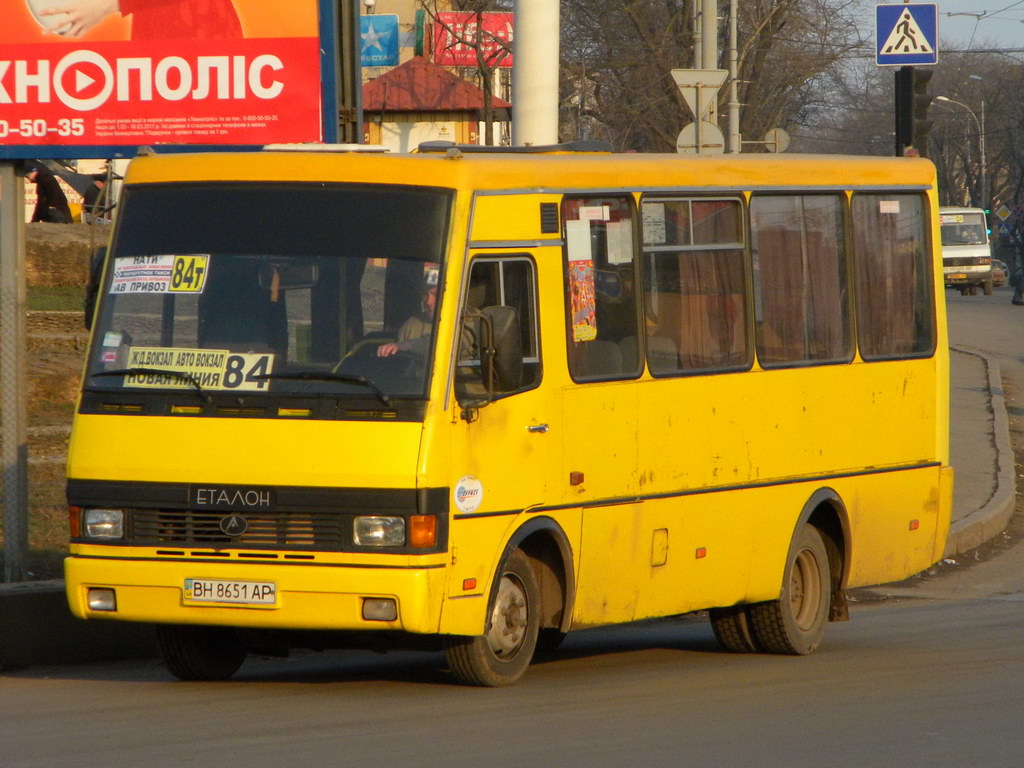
(876, 4), (938, 66)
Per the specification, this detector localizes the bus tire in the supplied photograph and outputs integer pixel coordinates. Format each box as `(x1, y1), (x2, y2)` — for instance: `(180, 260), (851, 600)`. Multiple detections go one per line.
(748, 525), (830, 655)
(709, 605), (761, 652)
(156, 625), (247, 681)
(444, 549), (540, 686)
(968, 285), (978, 295)
(983, 280), (993, 296)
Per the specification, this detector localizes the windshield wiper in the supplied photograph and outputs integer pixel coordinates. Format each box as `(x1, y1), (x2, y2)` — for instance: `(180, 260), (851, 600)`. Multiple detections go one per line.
(91, 367), (212, 404)
(253, 371), (392, 407)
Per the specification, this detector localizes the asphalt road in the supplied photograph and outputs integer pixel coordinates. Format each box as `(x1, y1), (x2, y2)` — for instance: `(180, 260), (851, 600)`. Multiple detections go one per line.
(2, 287), (1023, 768)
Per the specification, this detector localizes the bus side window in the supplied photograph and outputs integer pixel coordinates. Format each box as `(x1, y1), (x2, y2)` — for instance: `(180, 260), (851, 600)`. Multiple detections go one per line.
(457, 256), (541, 395)
(851, 193), (935, 360)
(750, 194), (851, 367)
(639, 197), (749, 375)
(562, 196), (642, 381)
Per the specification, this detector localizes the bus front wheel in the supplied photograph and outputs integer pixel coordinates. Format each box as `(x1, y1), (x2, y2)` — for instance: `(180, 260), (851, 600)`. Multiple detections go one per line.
(748, 525), (831, 655)
(156, 625), (247, 681)
(444, 549), (540, 686)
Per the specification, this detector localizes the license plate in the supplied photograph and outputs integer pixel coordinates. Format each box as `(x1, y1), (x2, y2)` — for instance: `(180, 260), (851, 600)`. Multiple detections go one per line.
(951, 273), (967, 280)
(184, 578), (277, 605)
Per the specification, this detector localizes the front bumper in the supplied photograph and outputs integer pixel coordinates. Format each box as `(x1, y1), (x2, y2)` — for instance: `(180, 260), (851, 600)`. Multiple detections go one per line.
(65, 551), (448, 635)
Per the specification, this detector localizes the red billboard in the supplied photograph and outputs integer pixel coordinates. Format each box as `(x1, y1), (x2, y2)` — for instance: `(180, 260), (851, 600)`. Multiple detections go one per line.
(0, 0), (324, 155)
(432, 11), (513, 68)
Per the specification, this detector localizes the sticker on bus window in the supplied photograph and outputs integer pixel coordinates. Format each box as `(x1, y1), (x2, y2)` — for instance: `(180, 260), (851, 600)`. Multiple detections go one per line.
(879, 200), (901, 215)
(642, 202), (667, 245)
(578, 205), (610, 221)
(568, 261), (597, 342)
(109, 255), (210, 295)
(122, 347), (272, 392)
(606, 220), (634, 264)
(940, 214), (964, 224)
(566, 219), (593, 262)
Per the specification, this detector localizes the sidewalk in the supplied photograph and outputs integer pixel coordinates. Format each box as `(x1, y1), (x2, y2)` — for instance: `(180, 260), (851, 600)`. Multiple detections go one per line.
(945, 347), (1017, 555)
(1, 347), (1016, 669)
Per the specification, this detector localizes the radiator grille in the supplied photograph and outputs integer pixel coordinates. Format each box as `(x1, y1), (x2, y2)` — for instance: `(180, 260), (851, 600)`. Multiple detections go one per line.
(129, 509), (344, 549)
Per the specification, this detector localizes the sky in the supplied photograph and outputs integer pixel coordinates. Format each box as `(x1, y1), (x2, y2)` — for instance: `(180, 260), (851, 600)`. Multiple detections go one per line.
(931, 0), (1024, 49)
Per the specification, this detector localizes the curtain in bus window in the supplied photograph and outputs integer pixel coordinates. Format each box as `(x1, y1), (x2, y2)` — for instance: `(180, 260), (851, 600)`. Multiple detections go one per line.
(852, 194), (935, 360)
(750, 195), (850, 366)
(640, 198), (748, 375)
(562, 197), (641, 380)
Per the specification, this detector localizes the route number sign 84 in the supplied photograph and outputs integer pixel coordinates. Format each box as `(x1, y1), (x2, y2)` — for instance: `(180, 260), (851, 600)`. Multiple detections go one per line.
(169, 255), (209, 293)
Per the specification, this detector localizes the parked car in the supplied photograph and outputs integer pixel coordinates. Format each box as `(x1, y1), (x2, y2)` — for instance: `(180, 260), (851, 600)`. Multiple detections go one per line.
(991, 259), (1009, 287)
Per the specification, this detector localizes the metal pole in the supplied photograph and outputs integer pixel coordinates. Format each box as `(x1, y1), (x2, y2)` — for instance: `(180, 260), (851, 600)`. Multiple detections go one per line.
(979, 98), (987, 212)
(727, 0), (740, 153)
(701, 0), (719, 122)
(512, 0), (559, 146)
(1, 161), (29, 583)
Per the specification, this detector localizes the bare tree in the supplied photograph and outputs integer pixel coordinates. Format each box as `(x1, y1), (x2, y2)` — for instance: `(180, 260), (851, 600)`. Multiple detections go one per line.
(559, 0), (868, 152)
(419, 0), (513, 145)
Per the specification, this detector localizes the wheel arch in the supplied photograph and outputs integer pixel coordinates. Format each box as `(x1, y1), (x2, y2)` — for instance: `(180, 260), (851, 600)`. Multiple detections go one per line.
(790, 487), (851, 622)
(502, 516), (576, 634)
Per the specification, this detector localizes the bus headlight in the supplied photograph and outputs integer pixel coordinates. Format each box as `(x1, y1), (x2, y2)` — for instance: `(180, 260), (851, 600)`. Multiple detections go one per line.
(83, 508), (125, 540)
(353, 516), (405, 547)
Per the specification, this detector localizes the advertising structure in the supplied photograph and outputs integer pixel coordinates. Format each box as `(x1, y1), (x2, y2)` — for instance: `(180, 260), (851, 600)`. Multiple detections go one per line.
(432, 11), (513, 68)
(360, 14), (399, 67)
(0, 0), (334, 158)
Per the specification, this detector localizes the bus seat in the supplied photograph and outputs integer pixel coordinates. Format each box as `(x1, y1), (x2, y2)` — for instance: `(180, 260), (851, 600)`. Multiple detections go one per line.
(646, 335), (680, 373)
(576, 339), (623, 377)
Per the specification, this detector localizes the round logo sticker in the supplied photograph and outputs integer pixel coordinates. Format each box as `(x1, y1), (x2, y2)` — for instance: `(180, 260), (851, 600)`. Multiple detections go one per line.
(454, 476), (484, 514)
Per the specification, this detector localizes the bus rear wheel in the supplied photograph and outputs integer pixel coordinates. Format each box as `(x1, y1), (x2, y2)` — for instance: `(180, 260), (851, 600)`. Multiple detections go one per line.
(748, 525), (831, 655)
(444, 549), (540, 686)
(156, 625), (247, 681)
(709, 605), (761, 652)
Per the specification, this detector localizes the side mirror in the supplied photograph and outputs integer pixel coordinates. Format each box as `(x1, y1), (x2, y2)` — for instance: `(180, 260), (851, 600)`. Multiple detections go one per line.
(483, 305), (523, 394)
(456, 305), (523, 415)
(84, 245), (106, 330)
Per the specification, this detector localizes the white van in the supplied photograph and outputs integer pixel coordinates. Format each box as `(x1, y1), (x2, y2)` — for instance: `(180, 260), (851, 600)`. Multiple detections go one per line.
(939, 207), (993, 295)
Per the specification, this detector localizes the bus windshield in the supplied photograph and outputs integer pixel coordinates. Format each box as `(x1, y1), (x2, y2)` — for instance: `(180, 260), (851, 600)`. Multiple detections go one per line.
(87, 182), (452, 401)
(939, 212), (987, 246)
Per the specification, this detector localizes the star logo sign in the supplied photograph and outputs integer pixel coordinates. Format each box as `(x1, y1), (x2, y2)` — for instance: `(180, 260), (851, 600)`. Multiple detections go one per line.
(362, 20), (389, 54)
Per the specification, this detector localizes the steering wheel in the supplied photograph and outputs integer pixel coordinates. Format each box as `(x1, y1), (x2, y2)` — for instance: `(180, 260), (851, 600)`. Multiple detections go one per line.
(333, 337), (394, 371)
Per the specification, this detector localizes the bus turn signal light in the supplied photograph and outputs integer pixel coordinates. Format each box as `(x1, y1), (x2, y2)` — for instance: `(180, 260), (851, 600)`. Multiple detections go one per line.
(409, 515), (437, 548)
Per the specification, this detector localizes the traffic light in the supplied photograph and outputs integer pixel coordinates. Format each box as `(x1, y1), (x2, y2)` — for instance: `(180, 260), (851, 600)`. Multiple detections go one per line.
(912, 68), (933, 157)
(894, 66), (934, 157)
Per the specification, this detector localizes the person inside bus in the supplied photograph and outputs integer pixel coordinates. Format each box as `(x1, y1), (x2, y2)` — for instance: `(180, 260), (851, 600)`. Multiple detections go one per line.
(377, 268), (438, 358)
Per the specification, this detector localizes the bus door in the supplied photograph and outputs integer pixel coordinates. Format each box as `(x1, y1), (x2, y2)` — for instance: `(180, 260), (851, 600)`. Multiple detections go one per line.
(447, 254), (557, 590)
(560, 196), (648, 626)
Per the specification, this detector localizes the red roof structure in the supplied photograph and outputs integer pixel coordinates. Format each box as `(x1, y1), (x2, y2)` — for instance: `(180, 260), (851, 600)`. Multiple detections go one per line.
(363, 56), (511, 114)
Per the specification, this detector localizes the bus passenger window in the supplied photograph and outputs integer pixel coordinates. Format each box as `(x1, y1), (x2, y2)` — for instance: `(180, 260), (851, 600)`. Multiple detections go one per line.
(562, 196), (641, 381)
(851, 193), (935, 360)
(640, 197), (749, 375)
(750, 194), (851, 366)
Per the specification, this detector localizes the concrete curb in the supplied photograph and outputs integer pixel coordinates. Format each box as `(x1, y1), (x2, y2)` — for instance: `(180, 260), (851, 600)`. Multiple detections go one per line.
(944, 346), (1018, 557)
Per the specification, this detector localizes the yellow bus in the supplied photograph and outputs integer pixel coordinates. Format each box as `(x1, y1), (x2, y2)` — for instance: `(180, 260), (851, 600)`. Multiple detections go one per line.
(65, 143), (952, 685)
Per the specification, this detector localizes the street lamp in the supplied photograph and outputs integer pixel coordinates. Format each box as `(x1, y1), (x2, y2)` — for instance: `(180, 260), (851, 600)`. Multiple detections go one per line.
(936, 87), (986, 211)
